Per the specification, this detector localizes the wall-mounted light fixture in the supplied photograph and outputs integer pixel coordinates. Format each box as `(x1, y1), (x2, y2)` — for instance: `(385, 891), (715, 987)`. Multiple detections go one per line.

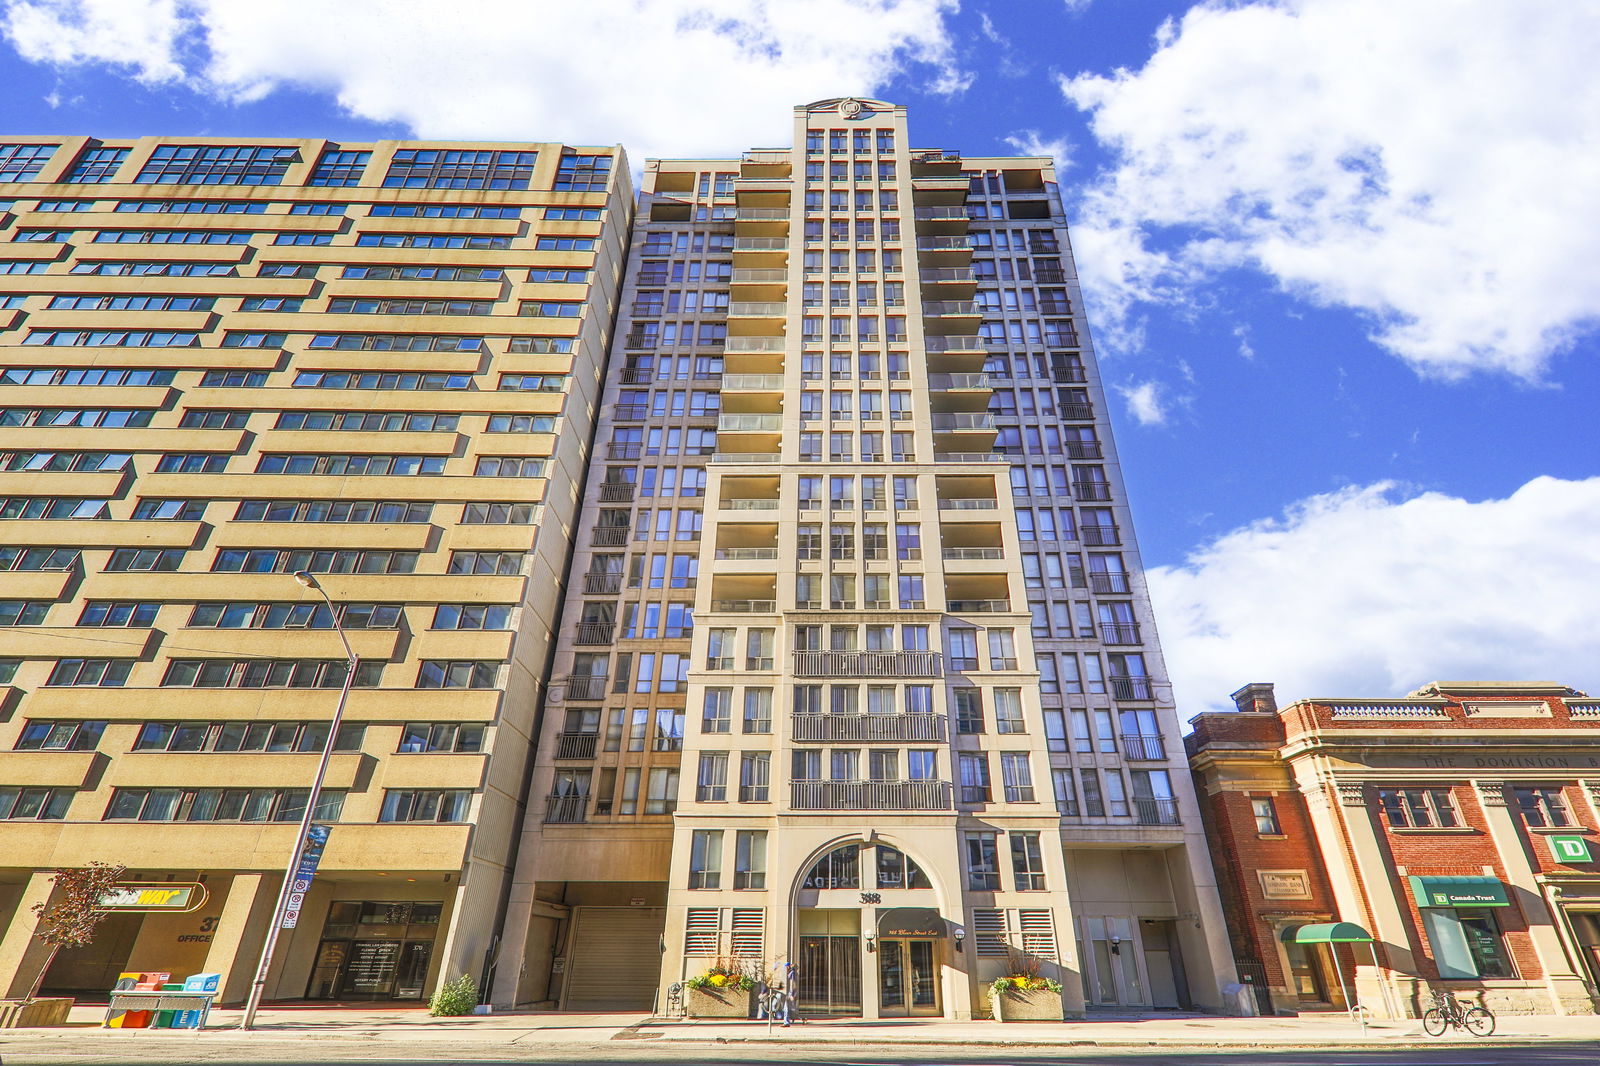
(953, 926), (966, 953)
(1109, 935), (1123, 956)
(864, 930), (876, 953)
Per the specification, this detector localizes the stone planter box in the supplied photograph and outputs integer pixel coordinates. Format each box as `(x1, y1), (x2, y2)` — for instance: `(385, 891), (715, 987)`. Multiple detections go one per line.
(991, 987), (1064, 1021)
(686, 985), (754, 1018)
(0, 998), (73, 1028)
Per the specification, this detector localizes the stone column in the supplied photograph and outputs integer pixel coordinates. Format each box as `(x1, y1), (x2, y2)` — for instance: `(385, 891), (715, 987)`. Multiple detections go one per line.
(203, 873), (281, 1005)
(0, 870), (58, 998)
(1297, 775), (1416, 1015)
(1471, 780), (1592, 1014)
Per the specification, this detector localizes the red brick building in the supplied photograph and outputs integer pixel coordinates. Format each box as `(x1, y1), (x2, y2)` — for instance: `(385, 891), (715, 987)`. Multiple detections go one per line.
(1188, 681), (1600, 1017)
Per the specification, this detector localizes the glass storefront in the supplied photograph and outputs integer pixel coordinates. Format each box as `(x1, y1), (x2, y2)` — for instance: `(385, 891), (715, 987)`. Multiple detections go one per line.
(306, 901), (442, 1000)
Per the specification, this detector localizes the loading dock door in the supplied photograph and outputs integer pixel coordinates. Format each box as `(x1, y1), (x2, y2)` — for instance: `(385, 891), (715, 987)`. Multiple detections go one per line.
(562, 907), (665, 1011)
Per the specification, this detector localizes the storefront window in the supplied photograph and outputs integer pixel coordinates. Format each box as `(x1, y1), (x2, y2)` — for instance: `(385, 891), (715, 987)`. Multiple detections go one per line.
(1420, 907), (1514, 979)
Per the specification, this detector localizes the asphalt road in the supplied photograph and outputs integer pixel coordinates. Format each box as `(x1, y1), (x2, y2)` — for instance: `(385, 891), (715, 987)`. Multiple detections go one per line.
(2, 1038), (1598, 1066)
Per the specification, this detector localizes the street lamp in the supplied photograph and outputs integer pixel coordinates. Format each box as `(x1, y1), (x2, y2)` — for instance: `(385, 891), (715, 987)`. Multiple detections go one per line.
(240, 571), (358, 1029)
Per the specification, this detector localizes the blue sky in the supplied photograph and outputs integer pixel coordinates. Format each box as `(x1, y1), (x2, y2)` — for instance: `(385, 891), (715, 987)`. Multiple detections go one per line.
(4, 0), (1597, 710)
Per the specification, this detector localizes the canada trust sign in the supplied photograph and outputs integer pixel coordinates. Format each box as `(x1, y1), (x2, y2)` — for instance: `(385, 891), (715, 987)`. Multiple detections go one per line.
(1348, 753), (1600, 769)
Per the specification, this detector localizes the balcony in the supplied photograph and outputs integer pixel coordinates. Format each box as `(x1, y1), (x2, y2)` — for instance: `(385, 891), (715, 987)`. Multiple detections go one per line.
(1074, 482), (1113, 502)
(709, 599), (777, 613)
(563, 675), (608, 701)
(923, 336), (985, 356)
(544, 794), (587, 824)
(1121, 734), (1167, 761)
(718, 413), (781, 432)
(708, 452), (781, 464)
(590, 527), (628, 547)
(731, 268), (787, 283)
(947, 599), (1010, 613)
(937, 497), (997, 510)
(1100, 623), (1142, 645)
(928, 373), (989, 391)
(720, 497), (780, 510)
(1081, 525), (1121, 546)
(932, 413), (995, 432)
(606, 443), (642, 460)
(555, 733), (599, 760)
(792, 650), (943, 678)
(920, 267), (975, 284)
(728, 302), (786, 317)
(922, 300), (979, 317)
(790, 779), (952, 811)
(732, 237), (788, 251)
(715, 547), (778, 561)
(1111, 675), (1155, 701)
(1089, 572), (1131, 595)
(1133, 797), (1180, 825)
(573, 622), (615, 645)
(1066, 441), (1104, 459)
(598, 483), (635, 503)
(723, 336), (785, 354)
(943, 547), (1003, 561)
(736, 207), (789, 221)
(792, 713), (946, 742)
(583, 572), (623, 595)
(613, 404), (647, 421)
(1060, 402), (1096, 421)
(722, 373), (784, 391)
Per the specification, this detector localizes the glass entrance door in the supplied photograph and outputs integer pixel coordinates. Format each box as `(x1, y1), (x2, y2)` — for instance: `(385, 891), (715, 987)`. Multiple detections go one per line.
(798, 935), (861, 1015)
(878, 938), (940, 1016)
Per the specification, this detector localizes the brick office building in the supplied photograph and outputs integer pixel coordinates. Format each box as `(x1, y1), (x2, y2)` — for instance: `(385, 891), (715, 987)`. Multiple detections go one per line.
(1189, 681), (1600, 1017)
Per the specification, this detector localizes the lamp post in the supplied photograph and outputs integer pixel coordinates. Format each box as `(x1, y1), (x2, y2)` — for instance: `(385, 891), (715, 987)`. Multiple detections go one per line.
(239, 571), (357, 1029)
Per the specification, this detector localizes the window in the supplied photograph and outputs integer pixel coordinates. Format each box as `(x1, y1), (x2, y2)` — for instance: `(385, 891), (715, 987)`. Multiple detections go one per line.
(0, 143), (58, 181)
(1010, 831), (1046, 890)
(108, 787), (343, 823)
(449, 551), (527, 575)
(0, 788), (72, 820)
(356, 232), (511, 249)
(67, 145), (128, 182)
(0, 600), (49, 625)
(953, 688), (984, 734)
(383, 149), (536, 189)
(431, 604), (512, 631)
(964, 831), (1001, 890)
(739, 752), (770, 802)
(0, 547), (80, 571)
(235, 499), (430, 524)
(77, 601), (159, 627)
(379, 789), (472, 822)
(46, 659), (132, 687)
(1420, 907), (1515, 979)
(645, 767), (679, 815)
(696, 752), (728, 802)
(959, 752), (991, 803)
(1252, 797), (1282, 834)
(162, 659), (382, 689)
(293, 368), (473, 387)
(330, 297), (494, 315)
(553, 151), (613, 192)
(416, 661), (499, 689)
(15, 720), (105, 751)
(994, 688), (1026, 733)
(23, 328), (199, 346)
(1377, 788), (1460, 829)
(275, 409), (457, 432)
(1001, 753), (1035, 802)
(803, 845), (860, 890)
(309, 149), (370, 185)
(743, 689), (772, 734)
(212, 548), (416, 574)
(256, 454), (444, 476)
(735, 830), (767, 889)
(138, 720), (365, 753)
(1513, 786), (1572, 828)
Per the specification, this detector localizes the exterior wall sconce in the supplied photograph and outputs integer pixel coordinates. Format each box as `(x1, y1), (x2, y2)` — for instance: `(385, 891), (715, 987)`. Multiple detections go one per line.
(953, 927), (965, 953)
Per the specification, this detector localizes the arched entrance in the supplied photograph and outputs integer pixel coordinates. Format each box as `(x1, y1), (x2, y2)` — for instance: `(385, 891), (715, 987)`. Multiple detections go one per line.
(791, 839), (948, 1018)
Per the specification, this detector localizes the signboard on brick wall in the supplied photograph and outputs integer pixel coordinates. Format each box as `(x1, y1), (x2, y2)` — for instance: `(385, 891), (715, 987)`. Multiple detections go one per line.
(1549, 835), (1593, 864)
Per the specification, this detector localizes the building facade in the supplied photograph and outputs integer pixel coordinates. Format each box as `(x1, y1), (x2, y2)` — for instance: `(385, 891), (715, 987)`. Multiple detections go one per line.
(0, 136), (631, 1004)
(498, 98), (1236, 1020)
(1189, 681), (1600, 1017)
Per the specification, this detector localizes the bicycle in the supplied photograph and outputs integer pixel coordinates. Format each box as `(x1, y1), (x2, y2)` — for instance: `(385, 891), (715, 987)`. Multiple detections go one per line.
(1421, 989), (1495, 1036)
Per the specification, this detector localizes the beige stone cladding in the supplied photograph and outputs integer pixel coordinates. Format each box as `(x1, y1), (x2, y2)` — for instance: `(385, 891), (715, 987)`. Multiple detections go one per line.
(0, 136), (631, 1004)
(499, 101), (1237, 1019)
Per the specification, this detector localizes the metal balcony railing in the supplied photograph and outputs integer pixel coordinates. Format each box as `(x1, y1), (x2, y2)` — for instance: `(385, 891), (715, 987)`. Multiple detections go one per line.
(914, 206), (969, 220)
(929, 373), (989, 389)
(1089, 573), (1131, 595)
(723, 336), (785, 352)
(1074, 482), (1113, 502)
(715, 547), (778, 560)
(1133, 797), (1180, 825)
(736, 208), (789, 220)
(920, 267), (975, 283)
(606, 443), (642, 460)
(613, 404), (648, 420)
(709, 599), (777, 613)
(922, 301), (979, 315)
(555, 733), (599, 760)
(1111, 675), (1155, 701)
(937, 498), (997, 510)
(720, 497), (780, 510)
(791, 650), (943, 678)
(917, 237), (972, 251)
(544, 795), (587, 824)
(708, 452), (781, 463)
(718, 413), (782, 432)
(1060, 403), (1095, 421)
(732, 237), (788, 251)
(1053, 367), (1089, 383)
(931, 413), (995, 431)
(1081, 526), (1121, 546)
(1120, 734), (1167, 761)
(1099, 623), (1142, 644)
(598, 483), (635, 502)
(943, 547), (1003, 560)
(583, 572), (622, 595)
(590, 527), (628, 547)
(790, 779), (952, 811)
(573, 623), (615, 645)
(792, 713), (946, 742)
(923, 336), (984, 353)
(948, 599), (1009, 613)
(728, 302), (786, 316)
(563, 675), (608, 701)
(721, 374), (784, 390)
(731, 268), (787, 283)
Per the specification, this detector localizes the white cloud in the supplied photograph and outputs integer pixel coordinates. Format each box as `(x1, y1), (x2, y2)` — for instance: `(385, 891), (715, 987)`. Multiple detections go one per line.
(2, 0), (964, 161)
(1116, 380), (1167, 425)
(1146, 476), (1600, 715)
(1061, 0), (1600, 380)
(1002, 129), (1071, 173)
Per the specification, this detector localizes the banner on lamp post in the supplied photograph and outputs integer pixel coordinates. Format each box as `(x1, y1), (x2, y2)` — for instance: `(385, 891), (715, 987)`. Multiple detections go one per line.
(280, 823), (331, 930)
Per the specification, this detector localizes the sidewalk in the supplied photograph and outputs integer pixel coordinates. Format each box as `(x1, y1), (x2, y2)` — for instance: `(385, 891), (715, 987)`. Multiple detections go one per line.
(16, 1004), (1599, 1049)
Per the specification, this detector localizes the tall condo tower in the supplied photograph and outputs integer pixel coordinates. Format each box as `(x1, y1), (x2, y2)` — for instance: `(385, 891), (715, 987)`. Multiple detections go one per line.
(500, 99), (1235, 1019)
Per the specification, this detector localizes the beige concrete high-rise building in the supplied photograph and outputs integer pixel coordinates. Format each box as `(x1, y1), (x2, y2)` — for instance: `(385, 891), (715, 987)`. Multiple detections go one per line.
(499, 99), (1236, 1019)
(0, 136), (631, 1004)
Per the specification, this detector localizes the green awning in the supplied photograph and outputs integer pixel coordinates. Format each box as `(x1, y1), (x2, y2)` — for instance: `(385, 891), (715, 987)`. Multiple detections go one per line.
(1282, 922), (1373, 944)
(1408, 875), (1509, 908)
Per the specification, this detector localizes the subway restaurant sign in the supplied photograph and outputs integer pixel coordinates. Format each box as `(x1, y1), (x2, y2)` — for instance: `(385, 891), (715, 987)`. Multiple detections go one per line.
(98, 882), (209, 912)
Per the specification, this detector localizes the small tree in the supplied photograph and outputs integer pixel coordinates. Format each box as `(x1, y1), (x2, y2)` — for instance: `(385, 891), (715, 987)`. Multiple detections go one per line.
(25, 862), (126, 1000)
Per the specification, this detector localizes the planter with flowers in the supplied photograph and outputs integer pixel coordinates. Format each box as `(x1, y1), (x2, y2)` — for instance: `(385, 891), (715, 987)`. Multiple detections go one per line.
(989, 974), (1064, 1021)
(684, 962), (756, 1018)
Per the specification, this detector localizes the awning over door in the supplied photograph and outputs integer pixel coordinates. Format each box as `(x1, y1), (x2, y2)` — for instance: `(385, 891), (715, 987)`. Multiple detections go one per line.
(1408, 875), (1509, 908)
(878, 907), (947, 938)
(1282, 921), (1373, 944)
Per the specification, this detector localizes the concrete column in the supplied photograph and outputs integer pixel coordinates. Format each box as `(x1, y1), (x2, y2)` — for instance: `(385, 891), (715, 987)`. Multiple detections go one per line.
(1471, 780), (1593, 1014)
(1163, 842), (1245, 1014)
(204, 872), (280, 1005)
(1298, 775), (1417, 1015)
(0, 870), (58, 998)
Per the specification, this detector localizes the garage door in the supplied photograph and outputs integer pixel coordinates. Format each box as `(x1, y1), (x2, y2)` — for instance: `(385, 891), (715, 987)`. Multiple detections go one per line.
(563, 906), (666, 1011)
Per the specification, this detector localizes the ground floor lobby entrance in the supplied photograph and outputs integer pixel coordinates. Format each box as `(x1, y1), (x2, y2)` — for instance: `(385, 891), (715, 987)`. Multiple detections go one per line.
(795, 908), (945, 1018)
